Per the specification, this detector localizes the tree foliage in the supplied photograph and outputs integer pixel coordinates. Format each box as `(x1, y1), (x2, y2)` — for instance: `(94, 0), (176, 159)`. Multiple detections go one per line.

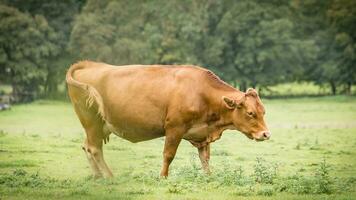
(0, 0), (355, 101)
(0, 4), (58, 101)
(70, 0), (354, 93)
(0, 0), (84, 100)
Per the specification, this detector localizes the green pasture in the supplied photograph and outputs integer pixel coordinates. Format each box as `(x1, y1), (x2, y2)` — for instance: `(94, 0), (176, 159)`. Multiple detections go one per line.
(0, 96), (355, 199)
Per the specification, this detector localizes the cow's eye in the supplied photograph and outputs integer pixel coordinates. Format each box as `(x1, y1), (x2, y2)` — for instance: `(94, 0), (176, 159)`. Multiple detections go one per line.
(247, 112), (254, 117)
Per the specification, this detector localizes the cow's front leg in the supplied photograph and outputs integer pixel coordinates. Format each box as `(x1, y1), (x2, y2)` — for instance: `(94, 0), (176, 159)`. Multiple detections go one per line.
(160, 128), (184, 177)
(198, 144), (211, 174)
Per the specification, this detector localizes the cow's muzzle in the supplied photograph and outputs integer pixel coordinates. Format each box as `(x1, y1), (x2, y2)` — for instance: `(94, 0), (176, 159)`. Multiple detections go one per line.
(254, 130), (271, 141)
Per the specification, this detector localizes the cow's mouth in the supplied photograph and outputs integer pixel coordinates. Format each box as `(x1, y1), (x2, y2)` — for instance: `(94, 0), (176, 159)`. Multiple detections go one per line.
(254, 138), (265, 142)
(249, 134), (267, 142)
(244, 133), (267, 142)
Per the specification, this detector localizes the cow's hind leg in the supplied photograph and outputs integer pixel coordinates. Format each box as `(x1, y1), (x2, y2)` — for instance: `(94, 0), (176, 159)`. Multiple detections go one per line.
(82, 139), (102, 179)
(84, 124), (114, 178)
(71, 101), (113, 178)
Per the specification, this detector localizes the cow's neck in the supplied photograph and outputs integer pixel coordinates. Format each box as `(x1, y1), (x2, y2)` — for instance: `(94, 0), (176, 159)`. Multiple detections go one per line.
(188, 89), (242, 148)
(212, 88), (243, 127)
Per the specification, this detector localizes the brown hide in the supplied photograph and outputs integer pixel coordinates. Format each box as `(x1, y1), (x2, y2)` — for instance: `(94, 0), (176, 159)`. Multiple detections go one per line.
(66, 61), (270, 177)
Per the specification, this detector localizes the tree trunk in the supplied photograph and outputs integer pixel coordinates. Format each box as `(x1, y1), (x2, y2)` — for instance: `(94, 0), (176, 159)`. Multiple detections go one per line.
(44, 71), (58, 98)
(11, 82), (19, 103)
(10, 69), (20, 103)
(251, 82), (257, 89)
(46, 81), (58, 97)
(346, 81), (351, 95)
(330, 81), (336, 95)
(240, 81), (247, 92)
(258, 87), (263, 96)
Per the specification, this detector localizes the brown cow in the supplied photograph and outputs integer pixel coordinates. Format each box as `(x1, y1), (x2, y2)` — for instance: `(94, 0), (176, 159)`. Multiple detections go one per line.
(66, 61), (270, 178)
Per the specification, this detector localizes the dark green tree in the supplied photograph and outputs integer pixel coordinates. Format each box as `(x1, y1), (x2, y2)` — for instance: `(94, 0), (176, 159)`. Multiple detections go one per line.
(0, 4), (59, 101)
(70, 0), (206, 65)
(210, 0), (318, 90)
(69, 0), (353, 95)
(1, 0), (85, 97)
(327, 0), (356, 94)
(292, 0), (355, 95)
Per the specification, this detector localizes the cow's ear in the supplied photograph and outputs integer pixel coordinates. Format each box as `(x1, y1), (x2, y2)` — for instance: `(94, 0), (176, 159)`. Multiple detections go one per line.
(246, 88), (258, 97)
(222, 96), (236, 109)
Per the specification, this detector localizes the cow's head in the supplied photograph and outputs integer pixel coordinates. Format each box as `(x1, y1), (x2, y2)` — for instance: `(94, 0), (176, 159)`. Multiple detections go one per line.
(222, 88), (271, 141)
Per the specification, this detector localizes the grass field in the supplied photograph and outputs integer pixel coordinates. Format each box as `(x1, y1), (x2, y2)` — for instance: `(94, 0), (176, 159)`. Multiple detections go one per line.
(0, 96), (356, 199)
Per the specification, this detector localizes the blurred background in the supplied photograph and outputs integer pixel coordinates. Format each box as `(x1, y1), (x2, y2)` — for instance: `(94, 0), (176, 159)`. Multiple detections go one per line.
(0, 0), (355, 102)
(0, 1), (356, 199)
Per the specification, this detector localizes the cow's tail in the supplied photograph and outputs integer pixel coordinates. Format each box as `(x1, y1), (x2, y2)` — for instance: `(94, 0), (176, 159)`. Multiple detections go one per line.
(66, 61), (106, 121)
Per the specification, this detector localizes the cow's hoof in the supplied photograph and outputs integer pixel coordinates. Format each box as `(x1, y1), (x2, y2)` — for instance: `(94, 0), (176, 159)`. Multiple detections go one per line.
(93, 174), (104, 180)
(159, 174), (168, 179)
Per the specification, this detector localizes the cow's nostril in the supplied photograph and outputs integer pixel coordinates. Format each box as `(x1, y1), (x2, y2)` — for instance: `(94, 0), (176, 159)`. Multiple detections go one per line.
(263, 131), (271, 139)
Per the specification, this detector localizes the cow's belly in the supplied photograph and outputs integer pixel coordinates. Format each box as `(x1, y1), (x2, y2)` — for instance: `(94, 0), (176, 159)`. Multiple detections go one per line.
(101, 87), (168, 142)
(114, 129), (164, 143)
(105, 107), (166, 143)
(97, 68), (173, 143)
(105, 121), (165, 143)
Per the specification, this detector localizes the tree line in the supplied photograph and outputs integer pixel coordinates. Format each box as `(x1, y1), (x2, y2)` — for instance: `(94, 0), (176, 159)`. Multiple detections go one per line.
(0, 0), (355, 102)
